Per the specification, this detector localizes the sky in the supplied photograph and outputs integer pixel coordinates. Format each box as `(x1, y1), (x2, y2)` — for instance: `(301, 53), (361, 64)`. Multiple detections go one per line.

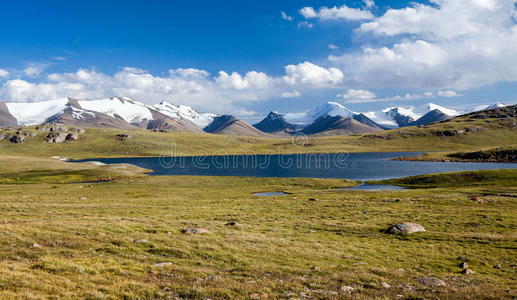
(0, 0), (516, 122)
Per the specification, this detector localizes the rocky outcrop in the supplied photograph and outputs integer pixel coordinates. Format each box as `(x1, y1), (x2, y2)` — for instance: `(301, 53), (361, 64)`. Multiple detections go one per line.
(45, 132), (68, 143)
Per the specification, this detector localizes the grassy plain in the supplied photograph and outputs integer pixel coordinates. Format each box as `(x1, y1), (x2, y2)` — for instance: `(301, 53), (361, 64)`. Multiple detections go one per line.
(0, 157), (514, 299)
(0, 108), (515, 298)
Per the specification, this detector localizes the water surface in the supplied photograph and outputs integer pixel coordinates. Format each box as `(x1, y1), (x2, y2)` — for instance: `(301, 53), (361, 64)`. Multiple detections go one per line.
(77, 152), (516, 181)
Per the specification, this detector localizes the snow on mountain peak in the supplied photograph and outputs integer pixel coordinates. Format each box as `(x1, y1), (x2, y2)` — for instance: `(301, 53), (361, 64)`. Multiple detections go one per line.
(416, 102), (459, 116)
(78, 98), (153, 124)
(5, 98), (69, 126)
(152, 101), (217, 128)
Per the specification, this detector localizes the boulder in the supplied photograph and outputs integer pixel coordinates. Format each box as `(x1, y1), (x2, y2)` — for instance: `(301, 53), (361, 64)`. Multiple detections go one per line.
(116, 134), (132, 140)
(181, 228), (208, 234)
(133, 239), (150, 243)
(9, 135), (25, 144)
(388, 222), (425, 234)
(71, 128), (85, 133)
(45, 132), (68, 143)
(50, 126), (68, 132)
(415, 277), (446, 287)
(66, 133), (79, 141)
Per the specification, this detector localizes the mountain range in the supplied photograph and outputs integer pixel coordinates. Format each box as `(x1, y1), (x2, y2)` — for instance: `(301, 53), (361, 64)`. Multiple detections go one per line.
(0, 97), (508, 136)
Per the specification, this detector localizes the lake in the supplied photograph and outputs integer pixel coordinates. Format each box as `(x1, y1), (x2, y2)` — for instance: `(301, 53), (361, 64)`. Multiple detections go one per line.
(76, 152), (516, 181)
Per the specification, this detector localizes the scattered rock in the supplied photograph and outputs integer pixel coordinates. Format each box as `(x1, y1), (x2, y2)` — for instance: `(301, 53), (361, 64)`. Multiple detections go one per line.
(31, 243), (41, 248)
(415, 277), (446, 287)
(457, 256), (470, 261)
(66, 133), (79, 141)
(97, 232), (106, 237)
(133, 239), (150, 243)
(308, 198), (317, 201)
(459, 262), (468, 269)
(181, 228), (208, 234)
(116, 134), (132, 140)
(9, 135), (25, 144)
(225, 221), (240, 226)
(340, 286), (354, 294)
(311, 266), (320, 271)
(472, 196), (485, 203)
(494, 263), (502, 269)
(71, 128), (85, 133)
(461, 268), (475, 274)
(152, 262), (172, 268)
(45, 132), (67, 143)
(381, 282), (392, 289)
(388, 222), (426, 234)
(395, 198), (402, 202)
(50, 126), (68, 132)
(0, 134), (5, 141)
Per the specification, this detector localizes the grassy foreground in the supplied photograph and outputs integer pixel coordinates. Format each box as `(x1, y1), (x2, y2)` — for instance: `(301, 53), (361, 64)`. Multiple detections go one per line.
(0, 157), (515, 299)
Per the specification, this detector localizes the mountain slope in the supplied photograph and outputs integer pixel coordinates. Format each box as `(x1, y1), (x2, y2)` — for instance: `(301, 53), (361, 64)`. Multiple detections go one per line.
(408, 109), (451, 126)
(253, 111), (295, 134)
(204, 115), (268, 137)
(302, 115), (381, 135)
(0, 102), (18, 127)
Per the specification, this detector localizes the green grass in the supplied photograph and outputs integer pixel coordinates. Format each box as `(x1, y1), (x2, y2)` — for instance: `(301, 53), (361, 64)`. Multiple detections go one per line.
(372, 169), (517, 188)
(0, 111), (515, 298)
(0, 156), (515, 299)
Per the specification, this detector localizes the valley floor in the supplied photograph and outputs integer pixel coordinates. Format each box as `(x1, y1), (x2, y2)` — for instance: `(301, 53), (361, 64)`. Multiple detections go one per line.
(0, 157), (515, 299)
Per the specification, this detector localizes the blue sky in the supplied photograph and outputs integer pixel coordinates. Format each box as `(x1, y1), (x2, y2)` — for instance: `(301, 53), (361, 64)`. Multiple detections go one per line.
(0, 0), (516, 121)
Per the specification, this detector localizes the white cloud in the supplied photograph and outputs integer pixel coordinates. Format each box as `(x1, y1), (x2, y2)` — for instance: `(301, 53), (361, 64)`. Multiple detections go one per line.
(329, 44), (339, 49)
(24, 66), (44, 77)
(52, 56), (67, 61)
(281, 11), (293, 21)
(330, 0), (517, 90)
(340, 89), (376, 100)
(0, 62), (341, 116)
(283, 61), (344, 87)
(215, 71), (272, 90)
(297, 21), (313, 28)
(300, 4), (374, 21)
(0, 69), (9, 77)
(438, 90), (461, 97)
(363, 0), (375, 9)
(281, 91), (301, 98)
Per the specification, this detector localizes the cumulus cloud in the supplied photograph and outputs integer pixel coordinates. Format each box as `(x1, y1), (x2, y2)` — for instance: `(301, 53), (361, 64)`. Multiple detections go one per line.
(24, 66), (44, 77)
(363, 0), (375, 9)
(0, 62), (344, 115)
(281, 11), (293, 21)
(283, 62), (343, 87)
(0, 69), (9, 77)
(300, 4), (374, 21)
(438, 90), (461, 97)
(340, 90), (460, 104)
(325, 0), (517, 91)
(340, 89), (376, 100)
(328, 44), (339, 49)
(281, 91), (301, 98)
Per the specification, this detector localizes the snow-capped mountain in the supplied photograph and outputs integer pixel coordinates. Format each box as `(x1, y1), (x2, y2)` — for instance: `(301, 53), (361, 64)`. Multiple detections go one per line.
(253, 111), (295, 134)
(1, 97), (204, 132)
(77, 97), (154, 125)
(152, 101), (217, 128)
(364, 103), (460, 128)
(284, 102), (356, 125)
(464, 102), (506, 114)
